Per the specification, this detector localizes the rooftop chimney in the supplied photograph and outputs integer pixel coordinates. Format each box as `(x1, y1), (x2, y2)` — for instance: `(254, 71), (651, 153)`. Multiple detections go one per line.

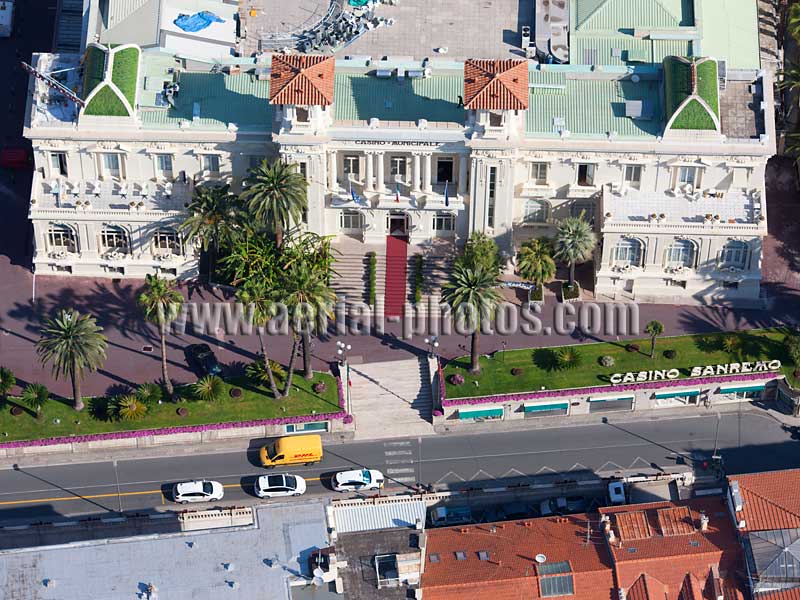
(700, 512), (709, 532)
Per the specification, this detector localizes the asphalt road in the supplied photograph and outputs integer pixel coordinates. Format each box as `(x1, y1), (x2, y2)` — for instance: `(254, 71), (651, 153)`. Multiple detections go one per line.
(0, 411), (797, 525)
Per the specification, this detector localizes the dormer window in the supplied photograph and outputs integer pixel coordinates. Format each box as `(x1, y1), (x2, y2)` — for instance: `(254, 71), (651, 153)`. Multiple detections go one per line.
(296, 107), (310, 122)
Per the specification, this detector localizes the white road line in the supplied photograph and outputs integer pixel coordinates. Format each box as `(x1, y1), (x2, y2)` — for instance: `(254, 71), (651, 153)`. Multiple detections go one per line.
(384, 441), (412, 447)
(387, 468), (415, 474)
(384, 450), (413, 456)
(385, 459), (416, 465)
(393, 477), (417, 483)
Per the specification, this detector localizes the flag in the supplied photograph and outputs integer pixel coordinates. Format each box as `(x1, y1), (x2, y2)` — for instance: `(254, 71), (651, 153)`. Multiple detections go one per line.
(444, 180), (449, 207)
(350, 179), (357, 203)
(395, 182), (400, 203)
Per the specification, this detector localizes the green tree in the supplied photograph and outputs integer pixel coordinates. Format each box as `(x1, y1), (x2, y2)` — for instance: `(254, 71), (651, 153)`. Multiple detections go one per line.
(242, 160), (308, 249)
(443, 264), (500, 374)
(180, 183), (241, 278)
(138, 274), (184, 398)
(0, 367), (15, 404)
(456, 231), (501, 277)
(788, 3), (800, 44)
(135, 382), (164, 405)
(238, 282), (282, 399)
(785, 333), (800, 366)
(195, 375), (226, 402)
(645, 320), (665, 359)
(556, 347), (582, 370)
(553, 216), (596, 287)
(36, 309), (107, 411)
(516, 238), (556, 285)
(21, 383), (49, 416)
(114, 395), (148, 421)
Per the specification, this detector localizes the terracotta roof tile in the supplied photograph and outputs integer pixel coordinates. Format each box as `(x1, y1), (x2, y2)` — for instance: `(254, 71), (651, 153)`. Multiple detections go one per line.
(658, 507), (696, 537)
(616, 511), (652, 541)
(463, 59), (529, 110)
(627, 573), (667, 600)
(268, 54), (335, 106)
(728, 469), (800, 533)
(757, 590), (800, 600)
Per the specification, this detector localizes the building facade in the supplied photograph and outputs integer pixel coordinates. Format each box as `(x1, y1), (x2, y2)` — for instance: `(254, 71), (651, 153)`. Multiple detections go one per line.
(23, 0), (775, 305)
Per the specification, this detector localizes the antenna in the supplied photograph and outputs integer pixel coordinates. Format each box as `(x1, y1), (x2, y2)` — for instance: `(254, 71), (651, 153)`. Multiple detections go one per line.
(20, 61), (86, 108)
(586, 521), (592, 544)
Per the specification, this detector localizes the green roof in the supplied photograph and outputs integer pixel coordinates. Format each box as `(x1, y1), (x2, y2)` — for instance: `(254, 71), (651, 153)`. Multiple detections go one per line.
(82, 46), (107, 99)
(525, 73), (662, 139)
(573, 0), (693, 31)
(84, 84), (131, 117)
(664, 56), (719, 131)
(332, 72), (464, 123)
(111, 47), (140, 108)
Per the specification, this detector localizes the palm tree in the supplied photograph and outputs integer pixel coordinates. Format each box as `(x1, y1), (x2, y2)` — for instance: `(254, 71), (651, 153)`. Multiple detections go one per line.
(0, 367), (15, 404)
(242, 160), (307, 248)
(517, 238), (556, 285)
(645, 320), (665, 359)
(237, 282), (282, 399)
(556, 347), (582, 370)
(138, 274), (184, 398)
(114, 395), (148, 421)
(180, 183), (241, 278)
(279, 259), (336, 389)
(36, 309), (107, 411)
(443, 264), (501, 374)
(21, 383), (50, 417)
(788, 3), (800, 44)
(553, 216), (596, 288)
(194, 375), (226, 402)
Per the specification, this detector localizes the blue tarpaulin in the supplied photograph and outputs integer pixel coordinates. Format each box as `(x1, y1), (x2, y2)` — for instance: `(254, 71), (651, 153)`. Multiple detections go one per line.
(174, 11), (224, 33)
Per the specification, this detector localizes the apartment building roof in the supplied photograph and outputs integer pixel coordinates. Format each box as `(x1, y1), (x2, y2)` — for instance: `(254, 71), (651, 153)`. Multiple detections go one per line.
(572, 0), (692, 32)
(728, 469), (800, 533)
(268, 54), (335, 106)
(463, 59), (529, 111)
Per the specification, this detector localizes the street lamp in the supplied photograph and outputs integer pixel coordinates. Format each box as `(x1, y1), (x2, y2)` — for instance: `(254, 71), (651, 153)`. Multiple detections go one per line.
(336, 340), (351, 365)
(336, 340), (353, 415)
(501, 340), (507, 363)
(424, 336), (439, 359)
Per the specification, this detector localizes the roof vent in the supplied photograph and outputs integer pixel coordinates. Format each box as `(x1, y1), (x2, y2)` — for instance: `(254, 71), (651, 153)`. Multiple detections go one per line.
(729, 480), (744, 512)
(478, 551), (490, 561)
(535, 554), (547, 564)
(489, 526), (497, 534)
(455, 551), (467, 561)
(625, 100), (642, 118)
(429, 553), (440, 563)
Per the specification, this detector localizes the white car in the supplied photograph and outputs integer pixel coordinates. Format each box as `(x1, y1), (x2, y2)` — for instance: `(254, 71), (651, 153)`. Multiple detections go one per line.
(173, 480), (224, 504)
(332, 468), (384, 493)
(254, 474), (307, 498)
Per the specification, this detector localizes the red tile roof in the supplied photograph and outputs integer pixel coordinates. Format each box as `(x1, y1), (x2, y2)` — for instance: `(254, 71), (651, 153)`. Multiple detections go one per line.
(268, 54), (335, 106)
(627, 573), (667, 600)
(728, 469), (800, 532)
(421, 515), (614, 600)
(463, 59), (529, 111)
(757, 590), (800, 600)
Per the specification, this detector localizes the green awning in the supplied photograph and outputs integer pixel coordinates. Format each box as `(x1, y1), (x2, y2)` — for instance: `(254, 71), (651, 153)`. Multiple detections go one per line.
(654, 389), (701, 400)
(719, 383), (766, 394)
(458, 406), (503, 420)
(523, 402), (569, 413)
(589, 395), (635, 403)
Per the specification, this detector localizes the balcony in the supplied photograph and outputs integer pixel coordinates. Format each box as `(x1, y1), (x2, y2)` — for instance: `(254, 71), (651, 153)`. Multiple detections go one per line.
(329, 180), (464, 211)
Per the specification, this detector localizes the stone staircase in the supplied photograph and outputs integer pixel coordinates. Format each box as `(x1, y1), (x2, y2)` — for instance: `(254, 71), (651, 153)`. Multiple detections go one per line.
(407, 253), (455, 302)
(331, 245), (385, 305)
(347, 357), (434, 440)
(54, 0), (84, 52)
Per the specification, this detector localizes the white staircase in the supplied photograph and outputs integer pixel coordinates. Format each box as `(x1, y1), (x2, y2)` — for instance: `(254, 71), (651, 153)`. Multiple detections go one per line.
(331, 245), (386, 305)
(347, 358), (434, 440)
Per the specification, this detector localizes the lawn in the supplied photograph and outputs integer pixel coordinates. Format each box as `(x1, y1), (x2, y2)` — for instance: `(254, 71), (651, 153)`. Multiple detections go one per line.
(84, 84), (130, 117)
(111, 47), (140, 107)
(695, 59), (719, 116)
(671, 98), (716, 130)
(444, 330), (798, 400)
(82, 45), (106, 99)
(0, 373), (340, 443)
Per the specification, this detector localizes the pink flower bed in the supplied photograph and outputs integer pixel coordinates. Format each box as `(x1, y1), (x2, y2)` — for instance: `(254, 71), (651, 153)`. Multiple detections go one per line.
(0, 375), (350, 450)
(442, 371), (780, 407)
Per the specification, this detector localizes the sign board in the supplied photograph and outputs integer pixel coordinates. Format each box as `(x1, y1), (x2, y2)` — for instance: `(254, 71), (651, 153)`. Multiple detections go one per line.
(609, 360), (781, 385)
(21, 61), (85, 108)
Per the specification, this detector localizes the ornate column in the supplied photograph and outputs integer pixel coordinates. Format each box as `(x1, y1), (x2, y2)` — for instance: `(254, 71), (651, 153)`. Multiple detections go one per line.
(457, 154), (468, 195)
(328, 150), (337, 190)
(364, 151), (374, 192)
(374, 151), (385, 194)
(423, 152), (433, 193)
(412, 152), (421, 192)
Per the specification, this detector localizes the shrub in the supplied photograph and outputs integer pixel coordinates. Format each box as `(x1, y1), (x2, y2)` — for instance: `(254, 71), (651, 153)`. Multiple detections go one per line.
(0, 367), (15, 402)
(722, 334), (741, 354)
(342, 414), (354, 425)
(449, 374), (465, 386)
(177, 406), (188, 417)
(556, 347), (582, 370)
(784, 334), (800, 365)
(368, 252), (377, 306)
(229, 387), (243, 399)
(511, 367), (523, 377)
(10, 405), (23, 416)
(89, 397), (113, 422)
(414, 255), (424, 303)
(562, 283), (581, 300)
(794, 369), (800, 379)
(432, 409), (443, 417)
(312, 382), (327, 394)
(599, 355), (615, 368)
(113, 395), (148, 421)
(664, 349), (677, 360)
(194, 375), (226, 402)
(246, 360), (286, 384)
(21, 383), (49, 415)
(135, 382), (163, 405)
(626, 343), (640, 353)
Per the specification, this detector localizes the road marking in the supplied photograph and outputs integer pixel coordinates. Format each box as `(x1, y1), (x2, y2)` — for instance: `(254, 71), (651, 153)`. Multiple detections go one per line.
(387, 468), (415, 475)
(385, 459), (416, 465)
(384, 450), (413, 456)
(392, 477), (417, 484)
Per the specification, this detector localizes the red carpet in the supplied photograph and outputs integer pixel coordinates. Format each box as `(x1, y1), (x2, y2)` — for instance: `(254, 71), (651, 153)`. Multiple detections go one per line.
(384, 235), (408, 318)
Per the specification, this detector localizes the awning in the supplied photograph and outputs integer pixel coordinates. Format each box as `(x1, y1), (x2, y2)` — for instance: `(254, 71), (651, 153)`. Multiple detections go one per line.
(458, 405), (503, 419)
(719, 383), (766, 394)
(589, 394), (635, 403)
(523, 402), (569, 413)
(654, 389), (701, 400)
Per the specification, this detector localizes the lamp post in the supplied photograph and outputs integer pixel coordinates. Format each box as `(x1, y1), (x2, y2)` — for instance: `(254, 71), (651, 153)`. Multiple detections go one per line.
(336, 341), (352, 415)
(424, 336), (439, 359)
(501, 340), (507, 363)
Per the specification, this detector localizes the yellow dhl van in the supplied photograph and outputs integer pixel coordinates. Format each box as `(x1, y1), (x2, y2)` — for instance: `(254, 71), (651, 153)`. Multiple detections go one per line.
(260, 434), (323, 468)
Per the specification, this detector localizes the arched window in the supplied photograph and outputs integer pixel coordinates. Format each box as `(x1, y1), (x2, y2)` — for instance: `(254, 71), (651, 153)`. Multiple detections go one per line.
(523, 199), (549, 224)
(719, 241), (748, 268)
(100, 225), (130, 253)
(153, 228), (182, 254)
(47, 224), (77, 253)
(664, 239), (695, 268)
(611, 239), (642, 266)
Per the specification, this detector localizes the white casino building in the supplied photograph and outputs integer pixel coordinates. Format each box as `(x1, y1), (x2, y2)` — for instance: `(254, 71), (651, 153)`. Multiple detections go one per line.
(23, 0), (775, 306)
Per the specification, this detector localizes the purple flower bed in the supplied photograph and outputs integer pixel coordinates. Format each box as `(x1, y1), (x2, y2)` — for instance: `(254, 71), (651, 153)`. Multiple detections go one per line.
(0, 375), (351, 450)
(442, 372), (780, 407)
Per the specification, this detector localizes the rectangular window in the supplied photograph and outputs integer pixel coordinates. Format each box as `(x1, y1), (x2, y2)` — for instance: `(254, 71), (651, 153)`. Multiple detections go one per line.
(530, 162), (548, 185)
(101, 229), (128, 251)
(540, 575), (575, 597)
(570, 200), (595, 222)
(295, 107), (310, 122)
(48, 226), (76, 252)
(523, 199), (548, 223)
(248, 155), (265, 170)
(676, 166), (699, 187)
(487, 166), (497, 228)
(436, 157), (453, 183)
(489, 112), (503, 127)
(50, 152), (68, 177)
(202, 155), (220, 173)
(390, 156), (407, 179)
(298, 162), (308, 180)
(577, 163), (595, 187)
(343, 155), (360, 178)
(156, 154), (173, 175)
(154, 230), (181, 253)
(721, 281), (739, 289)
(286, 421), (328, 434)
(340, 209), (363, 230)
(623, 165), (642, 190)
(102, 153), (120, 176)
(433, 212), (455, 231)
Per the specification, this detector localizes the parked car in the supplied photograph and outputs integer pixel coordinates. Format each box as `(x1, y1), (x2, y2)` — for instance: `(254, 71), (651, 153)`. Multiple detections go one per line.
(539, 495), (587, 516)
(332, 468), (384, 492)
(608, 481), (626, 505)
(0, 147), (31, 169)
(254, 474), (307, 498)
(173, 480), (224, 504)
(185, 343), (223, 376)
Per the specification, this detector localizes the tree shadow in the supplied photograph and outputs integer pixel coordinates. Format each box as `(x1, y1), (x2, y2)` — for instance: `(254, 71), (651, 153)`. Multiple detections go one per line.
(532, 348), (559, 372)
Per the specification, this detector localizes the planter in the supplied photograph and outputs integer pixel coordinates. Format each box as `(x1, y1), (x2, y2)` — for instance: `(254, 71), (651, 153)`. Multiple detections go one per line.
(177, 407), (188, 417)
(229, 388), (243, 399)
(10, 406), (23, 417)
(312, 382), (328, 394)
(560, 282), (581, 303)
